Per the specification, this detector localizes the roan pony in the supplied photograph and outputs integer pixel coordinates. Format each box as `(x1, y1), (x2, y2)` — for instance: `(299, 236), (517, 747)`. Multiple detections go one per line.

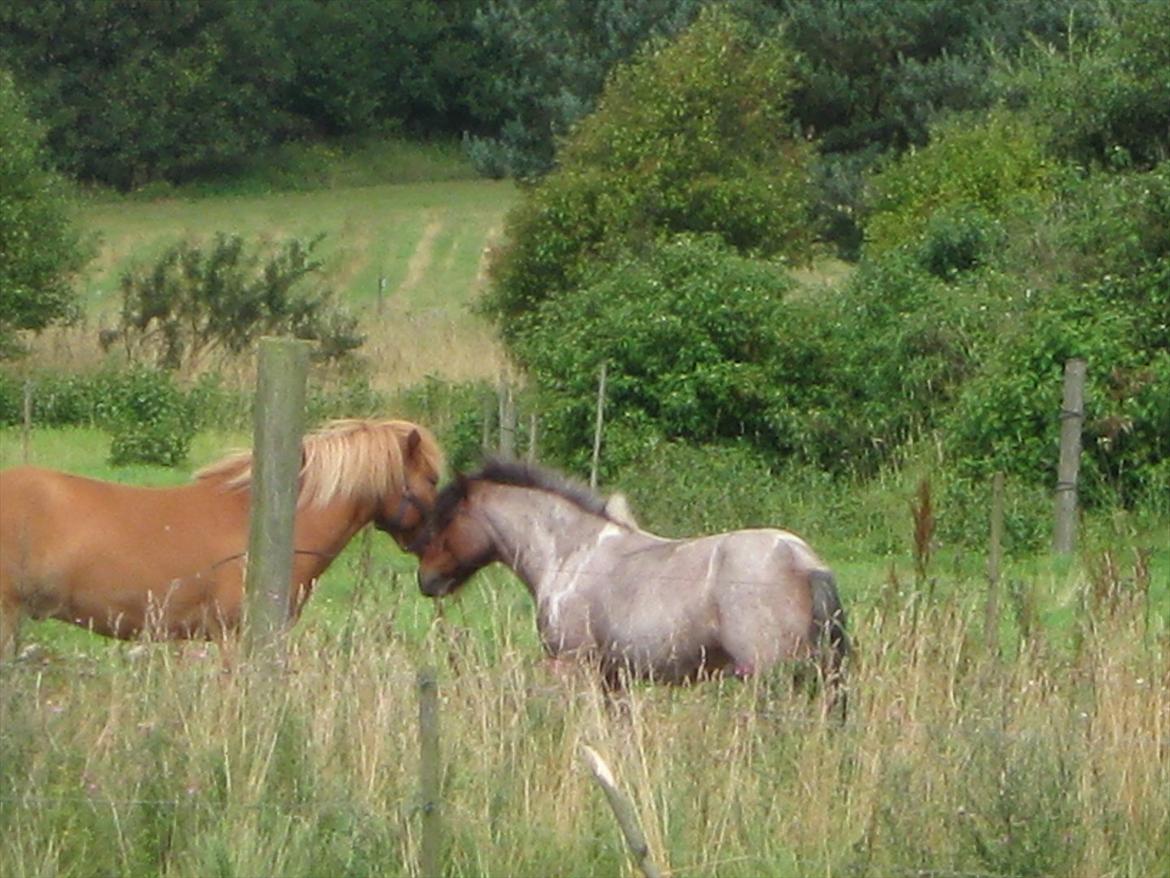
(0, 418), (443, 657)
(415, 460), (848, 704)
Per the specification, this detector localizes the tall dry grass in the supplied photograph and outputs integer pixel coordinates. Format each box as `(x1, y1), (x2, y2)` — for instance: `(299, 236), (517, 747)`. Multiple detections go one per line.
(1, 559), (1165, 878)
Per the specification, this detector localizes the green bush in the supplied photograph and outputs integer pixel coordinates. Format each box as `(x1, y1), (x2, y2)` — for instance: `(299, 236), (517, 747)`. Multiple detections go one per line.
(484, 6), (816, 343)
(96, 367), (197, 467)
(113, 232), (363, 373)
(0, 70), (84, 359)
(1012, 0), (1170, 171)
(864, 110), (1054, 258)
(0, 370), (122, 427)
(518, 234), (800, 475)
(916, 206), (1006, 279)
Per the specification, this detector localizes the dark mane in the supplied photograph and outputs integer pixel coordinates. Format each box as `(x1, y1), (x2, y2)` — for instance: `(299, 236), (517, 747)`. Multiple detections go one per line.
(431, 458), (612, 527)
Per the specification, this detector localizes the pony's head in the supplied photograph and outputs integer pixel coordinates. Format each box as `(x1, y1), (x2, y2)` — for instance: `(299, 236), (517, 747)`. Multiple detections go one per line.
(414, 473), (496, 597)
(196, 418), (444, 552)
(368, 424), (444, 551)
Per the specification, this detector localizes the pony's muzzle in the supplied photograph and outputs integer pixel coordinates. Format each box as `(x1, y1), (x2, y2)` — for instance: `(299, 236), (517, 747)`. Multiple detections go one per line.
(417, 570), (454, 598)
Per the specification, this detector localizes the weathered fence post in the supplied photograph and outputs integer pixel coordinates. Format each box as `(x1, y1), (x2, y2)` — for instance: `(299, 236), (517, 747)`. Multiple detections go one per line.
(1053, 358), (1086, 554)
(498, 377), (516, 458)
(590, 363), (607, 489)
(418, 666), (443, 878)
(481, 394), (494, 454)
(527, 413), (538, 464)
(21, 377), (33, 464)
(581, 745), (662, 878)
(243, 337), (309, 658)
(984, 471), (1005, 656)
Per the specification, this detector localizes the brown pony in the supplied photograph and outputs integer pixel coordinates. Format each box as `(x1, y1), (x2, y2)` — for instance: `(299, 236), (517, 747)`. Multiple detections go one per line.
(416, 460), (848, 706)
(0, 418), (443, 657)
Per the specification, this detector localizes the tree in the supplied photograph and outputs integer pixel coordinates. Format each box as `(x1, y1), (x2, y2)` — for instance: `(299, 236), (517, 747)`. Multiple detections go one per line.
(0, 70), (84, 359)
(465, 0), (704, 178)
(0, 0), (293, 188)
(484, 5), (816, 345)
(1008, 0), (1170, 170)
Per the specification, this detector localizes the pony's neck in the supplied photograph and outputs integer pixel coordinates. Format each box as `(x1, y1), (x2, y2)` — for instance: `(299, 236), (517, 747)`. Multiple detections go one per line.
(478, 483), (613, 596)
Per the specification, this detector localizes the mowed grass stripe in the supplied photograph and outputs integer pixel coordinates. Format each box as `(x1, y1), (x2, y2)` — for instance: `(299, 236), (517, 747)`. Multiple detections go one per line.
(63, 180), (518, 384)
(77, 180), (517, 315)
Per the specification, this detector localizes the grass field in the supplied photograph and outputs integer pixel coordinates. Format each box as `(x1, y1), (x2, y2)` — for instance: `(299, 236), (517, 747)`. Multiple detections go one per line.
(2, 424), (1168, 877)
(3, 160), (1168, 877)
(26, 177), (518, 390)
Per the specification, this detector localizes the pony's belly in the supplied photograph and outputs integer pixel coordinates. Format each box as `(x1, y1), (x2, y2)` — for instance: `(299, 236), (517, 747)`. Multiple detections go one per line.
(45, 572), (240, 640)
(601, 638), (726, 683)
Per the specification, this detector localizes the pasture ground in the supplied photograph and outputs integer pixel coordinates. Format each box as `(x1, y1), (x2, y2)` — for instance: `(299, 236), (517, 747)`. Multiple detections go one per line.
(3, 160), (1167, 877)
(29, 177), (518, 391)
(1, 426), (1167, 877)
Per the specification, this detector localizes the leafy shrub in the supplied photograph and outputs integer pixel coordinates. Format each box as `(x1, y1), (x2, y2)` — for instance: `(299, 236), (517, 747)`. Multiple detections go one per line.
(467, 1), (704, 179)
(916, 206), (1006, 279)
(864, 110), (1053, 257)
(96, 367), (197, 467)
(1011, 0), (1170, 170)
(0, 369), (122, 427)
(943, 281), (1159, 508)
(111, 232), (363, 373)
(805, 253), (996, 475)
(0, 71), (84, 359)
(484, 5), (816, 342)
(517, 234), (801, 475)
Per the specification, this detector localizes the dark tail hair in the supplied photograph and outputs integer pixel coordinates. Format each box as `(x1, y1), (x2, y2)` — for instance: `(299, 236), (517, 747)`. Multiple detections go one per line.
(809, 569), (850, 719)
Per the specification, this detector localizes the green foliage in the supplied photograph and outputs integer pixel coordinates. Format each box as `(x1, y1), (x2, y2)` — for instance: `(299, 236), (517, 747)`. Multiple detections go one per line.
(95, 366), (197, 467)
(805, 254), (990, 474)
(944, 165), (1170, 508)
(466, 0), (704, 178)
(0, 1), (294, 189)
(396, 377), (500, 474)
(0, 70), (85, 358)
(915, 206), (1007, 280)
(485, 5), (816, 341)
(778, 0), (1091, 255)
(1010, 0), (1170, 170)
(273, 0), (488, 139)
(0, 0), (489, 190)
(517, 234), (799, 474)
(111, 233), (363, 373)
(864, 110), (1055, 257)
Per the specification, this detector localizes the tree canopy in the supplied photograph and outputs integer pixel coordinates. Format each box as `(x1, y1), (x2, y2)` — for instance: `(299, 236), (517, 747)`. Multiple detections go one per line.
(0, 70), (83, 359)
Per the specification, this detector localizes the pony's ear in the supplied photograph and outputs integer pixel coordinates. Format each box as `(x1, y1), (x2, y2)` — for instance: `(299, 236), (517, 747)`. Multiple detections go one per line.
(604, 492), (639, 529)
(405, 428), (422, 459)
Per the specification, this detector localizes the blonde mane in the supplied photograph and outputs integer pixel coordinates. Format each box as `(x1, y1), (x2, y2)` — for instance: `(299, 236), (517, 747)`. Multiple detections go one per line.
(195, 418), (443, 507)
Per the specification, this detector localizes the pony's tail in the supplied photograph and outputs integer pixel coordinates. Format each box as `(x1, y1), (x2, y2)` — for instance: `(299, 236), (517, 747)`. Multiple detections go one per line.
(809, 569), (850, 720)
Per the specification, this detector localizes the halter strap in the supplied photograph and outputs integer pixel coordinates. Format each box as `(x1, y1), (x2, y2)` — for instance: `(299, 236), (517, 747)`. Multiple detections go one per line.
(375, 486), (430, 537)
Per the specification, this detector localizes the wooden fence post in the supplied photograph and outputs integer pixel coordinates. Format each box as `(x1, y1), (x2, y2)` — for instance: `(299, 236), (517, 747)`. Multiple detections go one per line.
(984, 471), (1005, 656)
(21, 378), (33, 464)
(581, 745), (662, 878)
(1053, 358), (1086, 554)
(527, 413), (538, 464)
(418, 666), (443, 878)
(498, 377), (516, 458)
(243, 337), (309, 658)
(590, 363), (607, 489)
